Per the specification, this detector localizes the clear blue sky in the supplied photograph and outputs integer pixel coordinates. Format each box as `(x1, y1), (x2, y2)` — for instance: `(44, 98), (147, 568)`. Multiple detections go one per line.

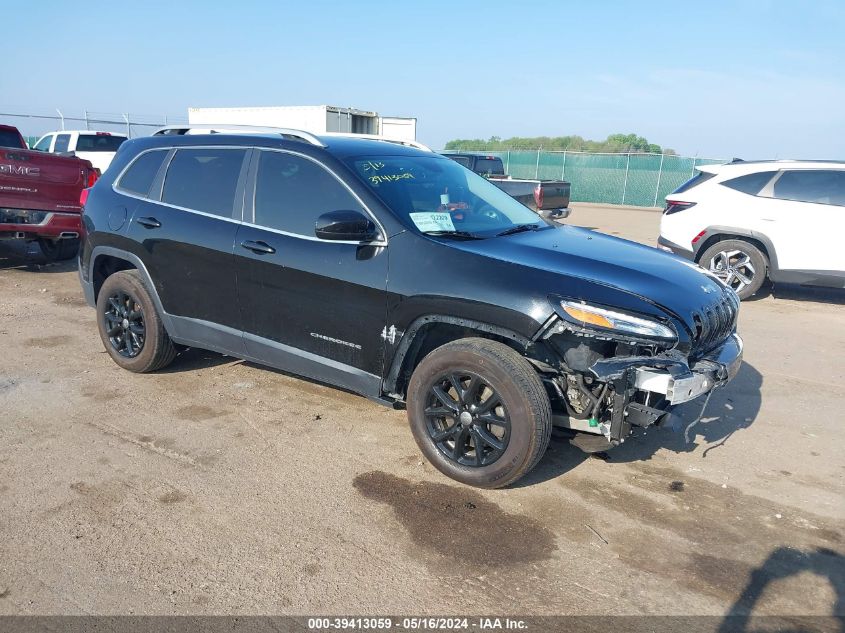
(3, 0), (843, 158)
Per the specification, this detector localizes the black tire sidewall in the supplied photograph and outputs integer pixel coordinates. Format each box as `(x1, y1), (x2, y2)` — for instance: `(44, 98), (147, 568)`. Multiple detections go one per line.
(96, 271), (162, 372)
(407, 345), (543, 488)
(700, 239), (766, 299)
(37, 238), (59, 262)
(57, 238), (79, 261)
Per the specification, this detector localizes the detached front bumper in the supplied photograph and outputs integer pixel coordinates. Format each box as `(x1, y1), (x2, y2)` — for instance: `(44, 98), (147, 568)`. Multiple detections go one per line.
(578, 333), (743, 442)
(633, 333), (743, 404)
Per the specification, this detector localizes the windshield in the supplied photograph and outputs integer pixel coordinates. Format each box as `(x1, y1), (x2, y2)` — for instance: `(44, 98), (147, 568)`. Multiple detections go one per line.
(346, 154), (547, 238)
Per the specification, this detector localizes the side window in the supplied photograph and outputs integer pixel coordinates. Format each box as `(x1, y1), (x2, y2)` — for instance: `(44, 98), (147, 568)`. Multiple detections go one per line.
(772, 170), (845, 206)
(721, 171), (776, 195)
(117, 150), (168, 197)
(254, 151), (365, 236)
(33, 135), (53, 152)
(161, 148), (246, 217)
(53, 134), (71, 153)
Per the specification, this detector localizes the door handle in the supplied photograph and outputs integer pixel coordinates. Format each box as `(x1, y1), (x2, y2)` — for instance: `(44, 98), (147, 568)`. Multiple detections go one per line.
(240, 240), (276, 255)
(136, 216), (161, 228)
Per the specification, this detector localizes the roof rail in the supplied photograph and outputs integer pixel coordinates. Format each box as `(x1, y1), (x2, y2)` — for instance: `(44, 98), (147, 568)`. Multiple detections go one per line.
(320, 133), (433, 152)
(151, 124), (326, 147)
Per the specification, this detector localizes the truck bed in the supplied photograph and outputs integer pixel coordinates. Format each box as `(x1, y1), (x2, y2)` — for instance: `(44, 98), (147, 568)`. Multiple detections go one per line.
(490, 177), (571, 216)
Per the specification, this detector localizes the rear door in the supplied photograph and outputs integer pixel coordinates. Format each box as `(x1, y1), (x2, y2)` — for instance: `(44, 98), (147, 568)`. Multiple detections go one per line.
(758, 169), (845, 273)
(234, 148), (389, 396)
(125, 146), (249, 353)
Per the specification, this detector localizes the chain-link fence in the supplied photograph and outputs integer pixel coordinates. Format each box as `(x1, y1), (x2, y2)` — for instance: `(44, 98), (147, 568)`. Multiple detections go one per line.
(1, 108), (188, 145)
(442, 150), (726, 207)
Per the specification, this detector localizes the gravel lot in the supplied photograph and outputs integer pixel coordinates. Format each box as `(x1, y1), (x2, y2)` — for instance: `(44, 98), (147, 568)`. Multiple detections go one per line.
(0, 203), (843, 619)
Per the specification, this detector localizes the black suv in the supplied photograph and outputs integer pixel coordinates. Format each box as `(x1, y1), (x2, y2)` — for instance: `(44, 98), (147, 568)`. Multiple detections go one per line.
(79, 126), (743, 488)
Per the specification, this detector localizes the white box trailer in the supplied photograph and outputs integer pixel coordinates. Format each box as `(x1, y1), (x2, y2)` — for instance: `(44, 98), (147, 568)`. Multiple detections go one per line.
(187, 105), (417, 141)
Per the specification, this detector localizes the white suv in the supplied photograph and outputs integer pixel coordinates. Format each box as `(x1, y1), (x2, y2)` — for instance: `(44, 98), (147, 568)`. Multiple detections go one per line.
(658, 160), (845, 299)
(32, 130), (128, 173)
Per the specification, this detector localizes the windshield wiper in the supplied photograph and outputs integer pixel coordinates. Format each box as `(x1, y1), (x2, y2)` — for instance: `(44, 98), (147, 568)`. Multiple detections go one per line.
(424, 230), (484, 240)
(496, 223), (542, 237)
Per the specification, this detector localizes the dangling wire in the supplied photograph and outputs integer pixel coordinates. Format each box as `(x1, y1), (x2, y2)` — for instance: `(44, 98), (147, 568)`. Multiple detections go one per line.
(684, 388), (716, 444)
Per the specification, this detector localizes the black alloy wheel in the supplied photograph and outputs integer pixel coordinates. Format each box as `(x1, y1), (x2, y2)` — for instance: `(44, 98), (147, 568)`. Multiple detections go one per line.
(407, 337), (551, 488)
(424, 371), (511, 467)
(103, 290), (145, 358)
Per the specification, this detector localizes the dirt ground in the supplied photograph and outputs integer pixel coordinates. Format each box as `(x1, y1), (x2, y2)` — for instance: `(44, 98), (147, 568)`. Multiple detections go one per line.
(0, 204), (843, 619)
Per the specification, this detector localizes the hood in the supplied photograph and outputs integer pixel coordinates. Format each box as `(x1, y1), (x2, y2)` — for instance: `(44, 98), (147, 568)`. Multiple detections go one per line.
(447, 225), (725, 323)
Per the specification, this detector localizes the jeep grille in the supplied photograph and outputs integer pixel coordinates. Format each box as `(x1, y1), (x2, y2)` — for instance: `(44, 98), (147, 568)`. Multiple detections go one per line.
(691, 290), (739, 356)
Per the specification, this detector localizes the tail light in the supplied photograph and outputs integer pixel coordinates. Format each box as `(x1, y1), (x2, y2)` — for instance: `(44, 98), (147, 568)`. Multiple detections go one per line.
(80, 169), (99, 206)
(534, 184), (544, 209)
(664, 200), (696, 215)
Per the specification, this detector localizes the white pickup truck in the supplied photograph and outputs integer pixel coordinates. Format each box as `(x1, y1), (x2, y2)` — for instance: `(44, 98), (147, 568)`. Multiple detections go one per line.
(31, 130), (128, 174)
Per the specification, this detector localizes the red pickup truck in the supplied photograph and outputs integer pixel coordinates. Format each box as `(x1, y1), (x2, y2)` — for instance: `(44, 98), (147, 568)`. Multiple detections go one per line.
(1, 124), (98, 260)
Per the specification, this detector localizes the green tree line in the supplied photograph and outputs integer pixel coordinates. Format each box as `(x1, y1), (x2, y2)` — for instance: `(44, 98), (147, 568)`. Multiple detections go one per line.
(444, 133), (675, 155)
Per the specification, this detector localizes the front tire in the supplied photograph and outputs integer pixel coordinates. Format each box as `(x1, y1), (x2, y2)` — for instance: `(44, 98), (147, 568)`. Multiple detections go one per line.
(407, 338), (552, 488)
(96, 270), (177, 373)
(699, 239), (767, 300)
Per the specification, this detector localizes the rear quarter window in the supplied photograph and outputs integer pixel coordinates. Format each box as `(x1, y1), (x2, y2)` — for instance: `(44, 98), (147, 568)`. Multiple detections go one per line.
(671, 171), (715, 194)
(720, 171), (777, 195)
(117, 150), (168, 197)
(161, 148), (246, 217)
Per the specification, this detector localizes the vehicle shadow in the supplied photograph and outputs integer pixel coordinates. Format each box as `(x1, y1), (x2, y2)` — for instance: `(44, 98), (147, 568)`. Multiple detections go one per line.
(0, 241), (76, 272)
(717, 546), (844, 633)
(769, 283), (845, 305)
(515, 360), (764, 486)
(157, 347), (365, 402)
(156, 347), (236, 373)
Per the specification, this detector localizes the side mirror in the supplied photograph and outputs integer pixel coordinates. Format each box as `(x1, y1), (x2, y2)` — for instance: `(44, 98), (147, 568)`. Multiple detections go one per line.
(315, 210), (377, 242)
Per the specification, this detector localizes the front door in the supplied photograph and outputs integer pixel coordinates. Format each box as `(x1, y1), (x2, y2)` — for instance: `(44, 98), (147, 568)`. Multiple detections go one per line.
(234, 149), (389, 396)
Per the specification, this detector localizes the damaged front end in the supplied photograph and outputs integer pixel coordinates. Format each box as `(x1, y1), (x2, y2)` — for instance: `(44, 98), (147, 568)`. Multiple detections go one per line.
(532, 291), (742, 450)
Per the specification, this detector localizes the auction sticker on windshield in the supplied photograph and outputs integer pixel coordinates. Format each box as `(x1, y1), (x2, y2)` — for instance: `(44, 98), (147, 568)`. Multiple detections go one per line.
(409, 212), (456, 233)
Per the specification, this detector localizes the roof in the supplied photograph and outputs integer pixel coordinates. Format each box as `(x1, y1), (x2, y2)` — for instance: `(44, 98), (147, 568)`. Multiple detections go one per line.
(127, 128), (438, 161)
(699, 159), (845, 176)
(148, 125), (433, 157)
(37, 130), (128, 137)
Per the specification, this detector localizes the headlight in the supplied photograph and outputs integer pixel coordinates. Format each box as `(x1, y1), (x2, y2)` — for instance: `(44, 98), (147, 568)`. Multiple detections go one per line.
(559, 300), (676, 341)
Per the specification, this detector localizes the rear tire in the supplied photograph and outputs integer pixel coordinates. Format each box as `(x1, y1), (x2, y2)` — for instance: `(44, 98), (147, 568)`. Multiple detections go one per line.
(699, 239), (767, 300)
(96, 270), (177, 373)
(37, 237), (79, 262)
(406, 338), (552, 489)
